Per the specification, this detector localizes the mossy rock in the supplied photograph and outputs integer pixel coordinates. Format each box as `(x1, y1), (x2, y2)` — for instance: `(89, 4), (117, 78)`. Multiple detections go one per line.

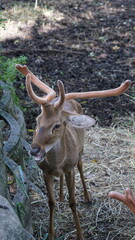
(0, 120), (8, 198)
(0, 80), (15, 115)
(0, 80), (38, 236)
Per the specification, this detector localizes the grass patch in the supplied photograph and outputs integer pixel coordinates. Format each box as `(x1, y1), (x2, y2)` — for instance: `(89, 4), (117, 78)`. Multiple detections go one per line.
(1, 2), (63, 24)
(30, 116), (135, 239)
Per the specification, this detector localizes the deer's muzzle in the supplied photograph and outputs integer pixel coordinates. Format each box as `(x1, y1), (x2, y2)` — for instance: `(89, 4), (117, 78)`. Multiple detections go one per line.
(30, 145), (46, 162)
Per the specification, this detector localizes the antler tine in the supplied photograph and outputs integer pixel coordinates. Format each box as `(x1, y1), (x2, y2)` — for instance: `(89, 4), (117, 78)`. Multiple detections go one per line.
(16, 64), (56, 102)
(26, 74), (51, 104)
(65, 80), (132, 100)
(54, 80), (65, 109)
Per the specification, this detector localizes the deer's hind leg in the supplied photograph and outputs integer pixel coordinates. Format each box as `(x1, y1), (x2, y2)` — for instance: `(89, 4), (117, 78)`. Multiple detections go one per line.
(77, 152), (91, 203)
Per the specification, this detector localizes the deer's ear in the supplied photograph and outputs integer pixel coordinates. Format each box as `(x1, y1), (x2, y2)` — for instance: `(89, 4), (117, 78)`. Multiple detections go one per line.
(68, 115), (96, 128)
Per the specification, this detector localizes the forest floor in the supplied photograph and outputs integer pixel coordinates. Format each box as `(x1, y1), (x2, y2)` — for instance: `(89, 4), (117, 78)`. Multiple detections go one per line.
(0, 0), (135, 239)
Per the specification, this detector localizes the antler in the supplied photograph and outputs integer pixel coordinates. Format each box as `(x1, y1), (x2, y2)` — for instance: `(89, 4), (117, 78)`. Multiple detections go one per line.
(108, 188), (135, 215)
(25, 74), (51, 104)
(26, 74), (65, 106)
(16, 64), (56, 104)
(54, 80), (65, 109)
(65, 80), (132, 100)
(16, 64), (132, 104)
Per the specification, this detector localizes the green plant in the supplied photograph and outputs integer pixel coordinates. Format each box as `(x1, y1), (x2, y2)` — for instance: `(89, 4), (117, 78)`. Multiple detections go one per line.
(16, 202), (26, 225)
(0, 55), (27, 105)
(0, 11), (6, 28)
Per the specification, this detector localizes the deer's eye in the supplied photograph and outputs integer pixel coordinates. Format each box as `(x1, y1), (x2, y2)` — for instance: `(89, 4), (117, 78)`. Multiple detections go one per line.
(52, 124), (61, 131)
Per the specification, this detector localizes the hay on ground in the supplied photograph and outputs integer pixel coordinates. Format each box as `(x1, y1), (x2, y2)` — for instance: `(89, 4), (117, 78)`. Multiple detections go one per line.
(31, 116), (135, 240)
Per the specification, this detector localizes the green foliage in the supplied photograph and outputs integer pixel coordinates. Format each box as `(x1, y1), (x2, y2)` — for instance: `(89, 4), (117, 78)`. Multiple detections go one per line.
(0, 12), (6, 28)
(16, 202), (26, 225)
(0, 55), (27, 105)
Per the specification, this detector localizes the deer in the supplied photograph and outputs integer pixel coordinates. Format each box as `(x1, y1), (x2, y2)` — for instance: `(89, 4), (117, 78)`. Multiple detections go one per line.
(16, 64), (131, 240)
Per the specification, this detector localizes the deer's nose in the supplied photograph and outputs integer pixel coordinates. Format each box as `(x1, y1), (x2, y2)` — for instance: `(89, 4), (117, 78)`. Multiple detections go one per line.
(30, 146), (40, 156)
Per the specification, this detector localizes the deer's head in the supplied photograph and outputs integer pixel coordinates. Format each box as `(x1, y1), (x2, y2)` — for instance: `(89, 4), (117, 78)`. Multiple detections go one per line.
(27, 78), (68, 161)
(16, 64), (131, 162)
(27, 75), (97, 161)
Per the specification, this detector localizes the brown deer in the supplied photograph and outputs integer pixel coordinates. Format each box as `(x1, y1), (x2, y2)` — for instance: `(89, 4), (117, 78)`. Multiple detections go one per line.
(16, 64), (131, 240)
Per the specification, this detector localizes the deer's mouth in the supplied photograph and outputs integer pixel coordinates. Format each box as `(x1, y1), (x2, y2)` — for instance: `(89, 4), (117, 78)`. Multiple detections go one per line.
(30, 146), (46, 162)
(32, 144), (54, 162)
(34, 152), (45, 162)
(30, 141), (58, 162)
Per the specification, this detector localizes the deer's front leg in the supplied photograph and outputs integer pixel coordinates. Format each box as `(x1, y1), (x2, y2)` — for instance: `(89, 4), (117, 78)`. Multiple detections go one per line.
(44, 173), (55, 240)
(65, 170), (84, 240)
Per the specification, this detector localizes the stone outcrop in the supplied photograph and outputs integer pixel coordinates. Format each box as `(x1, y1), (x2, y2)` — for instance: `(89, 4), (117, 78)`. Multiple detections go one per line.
(0, 195), (35, 240)
(0, 80), (37, 239)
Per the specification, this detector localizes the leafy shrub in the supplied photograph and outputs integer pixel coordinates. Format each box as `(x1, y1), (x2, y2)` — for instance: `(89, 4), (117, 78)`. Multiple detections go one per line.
(0, 12), (6, 28)
(0, 55), (27, 105)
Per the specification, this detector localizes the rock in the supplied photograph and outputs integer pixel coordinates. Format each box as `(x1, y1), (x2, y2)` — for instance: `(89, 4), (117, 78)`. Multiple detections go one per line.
(0, 80), (38, 238)
(0, 120), (8, 199)
(0, 195), (35, 240)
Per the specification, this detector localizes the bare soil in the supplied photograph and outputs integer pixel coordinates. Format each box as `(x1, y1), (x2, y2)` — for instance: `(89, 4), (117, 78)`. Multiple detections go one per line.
(1, 0), (135, 128)
(0, 0), (135, 240)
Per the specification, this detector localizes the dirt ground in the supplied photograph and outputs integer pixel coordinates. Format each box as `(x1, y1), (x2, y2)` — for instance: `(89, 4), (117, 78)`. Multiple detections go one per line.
(1, 0), (135, 128)
(0, 0), (135, 239)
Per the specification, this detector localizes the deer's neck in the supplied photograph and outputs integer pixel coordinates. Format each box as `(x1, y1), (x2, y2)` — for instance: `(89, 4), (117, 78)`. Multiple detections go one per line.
(38, 124), (84, 176)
